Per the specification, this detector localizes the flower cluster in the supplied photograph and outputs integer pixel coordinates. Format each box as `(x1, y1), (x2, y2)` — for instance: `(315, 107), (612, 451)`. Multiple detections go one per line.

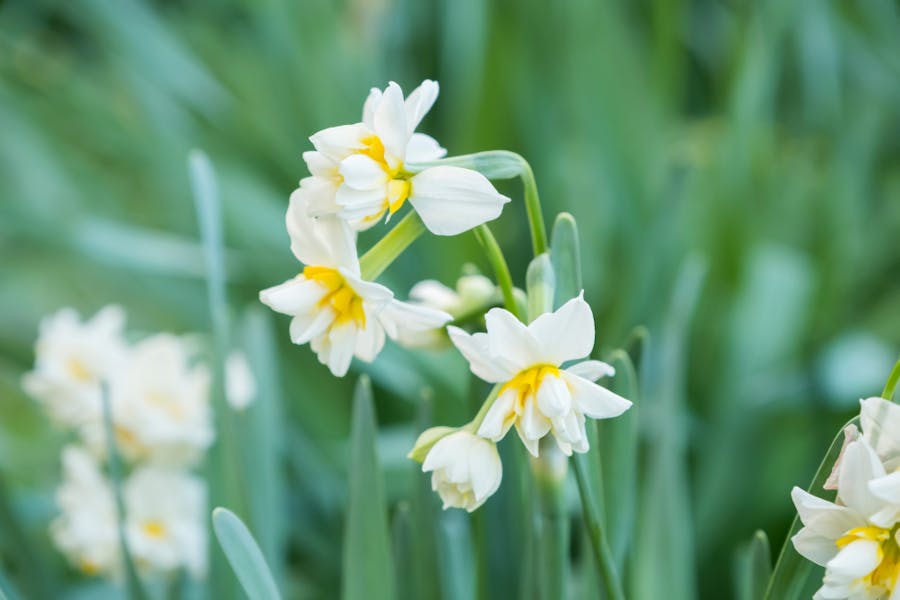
(792, 397), (900, 599)
(260, 79), (633, 513)
(22, 306), (221, 580)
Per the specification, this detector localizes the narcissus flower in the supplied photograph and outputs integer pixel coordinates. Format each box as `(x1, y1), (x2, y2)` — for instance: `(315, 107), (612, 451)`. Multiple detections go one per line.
(81, 334), (213, 468)
(448, 293), (632, 456)
(396, 274), (497, 349)
(22, 305), (128, 428)
(792, 438), (900, 600)
(301, 80), (510, 236)
(421, 430), (502, 512)
(259, 192), (452, 376)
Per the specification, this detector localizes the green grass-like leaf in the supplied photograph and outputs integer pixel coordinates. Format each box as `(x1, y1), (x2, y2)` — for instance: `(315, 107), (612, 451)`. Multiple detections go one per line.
(735, 530), (772, 600)
(212, 507), (282, 600)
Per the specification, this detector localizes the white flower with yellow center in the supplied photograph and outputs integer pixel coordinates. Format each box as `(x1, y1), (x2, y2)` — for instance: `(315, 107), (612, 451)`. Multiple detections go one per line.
(301, 80), (510, 236)
(51, 445), (119, 577)
(421, 430), (502, 512)
(22, 305), (128, 428)
(260, 191), (452, 376)
(448, 293), (632, 456)
(396, 274), (498, 349)
(124, 466), (207, 579)
(792, 438), (900, 600)
(80, 334), (213, 468)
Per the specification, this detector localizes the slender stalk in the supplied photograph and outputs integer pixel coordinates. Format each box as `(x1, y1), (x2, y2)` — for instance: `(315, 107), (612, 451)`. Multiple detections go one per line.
(881, 358), (900, 401)
(531, 442), (569, 600)
(359, 211), (426, 281)
(517, 158), (548, 257)
(100, 386), (148, 600)
(572, 457), (625, 600)
(473, 225), (522, 320)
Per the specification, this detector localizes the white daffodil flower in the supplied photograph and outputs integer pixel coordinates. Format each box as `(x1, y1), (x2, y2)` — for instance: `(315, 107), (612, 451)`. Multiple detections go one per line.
(448, 293), (632, 456)
(792, 438), (900, 600)
(259, 191), (452, 377)
(80, 334), (213, 468)
(421, 430), (502, 512)
(301, 80), (510, 236)
(124, 466), (207, 579)
(397, 274), (497, 349)
(225, 351), (257, 411)
(861, 396), (900, 469)
(51, 445), (119, 577)
(22, 305), (128, 428)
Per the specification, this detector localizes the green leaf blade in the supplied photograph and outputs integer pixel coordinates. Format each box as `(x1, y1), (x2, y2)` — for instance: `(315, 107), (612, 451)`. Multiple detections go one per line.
(212, 507), (282, 600)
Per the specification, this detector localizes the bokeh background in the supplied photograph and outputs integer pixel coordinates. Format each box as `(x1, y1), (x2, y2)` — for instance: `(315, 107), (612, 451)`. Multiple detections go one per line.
(1, 0), (898, 598)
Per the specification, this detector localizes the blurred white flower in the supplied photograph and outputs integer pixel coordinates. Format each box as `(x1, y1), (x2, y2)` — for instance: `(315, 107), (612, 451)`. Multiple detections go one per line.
(81, 334), (213, 467)
(124, 466), (207, 579)
(421, 430), (501, 512)
(51, 445), (119, 577)
(259, 192), (451, 377)
(792, 438), (900, 600)
(860, 397), (900, 469)
(22, 306), (127, 428)
(302, 80), (510, 236)
(226, 351), (256, 411)
(397, 274), (497, 349)
(448, 293), (631, 456)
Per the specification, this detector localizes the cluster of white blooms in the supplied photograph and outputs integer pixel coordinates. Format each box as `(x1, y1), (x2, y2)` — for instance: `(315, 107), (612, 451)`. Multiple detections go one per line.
(260, 79), (633, 513)
(22, 306), (220, 580)
(792, 397), (900, 599)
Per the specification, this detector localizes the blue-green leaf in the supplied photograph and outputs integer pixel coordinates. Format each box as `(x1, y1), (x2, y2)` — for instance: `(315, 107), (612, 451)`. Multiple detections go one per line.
(212, 507), (281, 600)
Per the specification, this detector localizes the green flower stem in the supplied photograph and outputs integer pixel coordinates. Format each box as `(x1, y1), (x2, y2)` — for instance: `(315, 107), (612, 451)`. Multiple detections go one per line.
(881, 358), (900, 401)
(532, 441), (569, 600)
(473, 224), (522, 320)
(413, 151), (548, 256)
(466, 384), (502, 434)
(572, 457), (625, 600)
(359, 212), (426, 281)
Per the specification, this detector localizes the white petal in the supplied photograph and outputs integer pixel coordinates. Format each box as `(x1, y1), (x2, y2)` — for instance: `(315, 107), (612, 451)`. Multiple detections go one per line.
(353, 319), (386, 362)
(484, 308), (541, 372)
(378, 299), (451, 341)
(468, 440), (501, 502)
(309, 123), (369, 162)
(259, 278), (325, 316)
(447, 326), (512, 383)
(409, 280), (459, 311)
(287, 189), (359, 271)
(289, 309), (334, 345)
(566, 360), (615, 382)
(860, 396), (900, 460)
(520, 396), (551, 441)
(528, 292), (595, 364)
(362, 87), (382, 130)
(563, 372), (632, 419)
(791, 527), (840, 567)
(341, 269), (394, 308)
(323, 324), (357, 377)
(335, 185), (388, 228)
(405, 133), (447, 164)
(825, 539), (881, 579)
(408, 166), (510, 236)
(837, 439), (887, 518)
(303, 151), (339, 179)
(515, 421), (540, 457)
(790, 487), (865, 541)
(373, 82), (409, 164)
(298, 176), (340, 217)
(536, 376), (572, 418)
(404, 79), (439, 133)
(870, 470), (900, 503)
(477, 389), (516, 441)
(339, 154), (388, 190)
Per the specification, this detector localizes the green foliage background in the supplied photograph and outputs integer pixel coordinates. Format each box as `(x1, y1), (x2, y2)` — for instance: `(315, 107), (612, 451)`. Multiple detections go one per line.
(0, 0), (898, 598)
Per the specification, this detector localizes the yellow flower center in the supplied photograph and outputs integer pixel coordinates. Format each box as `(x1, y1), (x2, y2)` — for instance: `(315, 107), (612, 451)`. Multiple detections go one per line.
(497, 364), (561, 427)
(359, 134), (411, 217)
(837, 525), (900, 594)
(145, 391), (186, 420)
(302, 266), (367, 327)
(66, 357), (93, 382)
(79, 559), (100, 575)
(142, 520), (167, 539)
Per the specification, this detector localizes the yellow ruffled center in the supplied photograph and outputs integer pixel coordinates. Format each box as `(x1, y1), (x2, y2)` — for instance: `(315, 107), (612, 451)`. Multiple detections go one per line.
(497, 364), (561, 427)
(142, 520), (167, 539)
(66, 357), (93, 382)
(359, 134), (411, 217)
(836, 525), (900, 594)
(303, 266), (367, 327)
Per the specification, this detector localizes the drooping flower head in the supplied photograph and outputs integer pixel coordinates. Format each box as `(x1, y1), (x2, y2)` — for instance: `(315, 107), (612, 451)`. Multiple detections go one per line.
(302, 80), (510, 236)
(22, 305), (128, 428)
(448, 293), (632, 456)
(420, 430), (502, 512)
(259, 191), (452, 376)
(792, 438), (900, 600)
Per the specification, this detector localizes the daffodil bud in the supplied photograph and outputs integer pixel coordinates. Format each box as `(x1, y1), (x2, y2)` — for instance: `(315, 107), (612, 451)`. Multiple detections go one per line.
(420, 430), (502, 512)
(407, 425), (457, 464)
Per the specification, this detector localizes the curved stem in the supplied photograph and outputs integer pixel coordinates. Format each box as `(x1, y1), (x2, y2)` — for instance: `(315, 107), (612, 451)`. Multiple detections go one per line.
(473, 225), (521, 320)
(881, 358), (900, 401)
(359, 212), (426, 281)
(572, 456), (625, 600)
(518, 158), (548, 257)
